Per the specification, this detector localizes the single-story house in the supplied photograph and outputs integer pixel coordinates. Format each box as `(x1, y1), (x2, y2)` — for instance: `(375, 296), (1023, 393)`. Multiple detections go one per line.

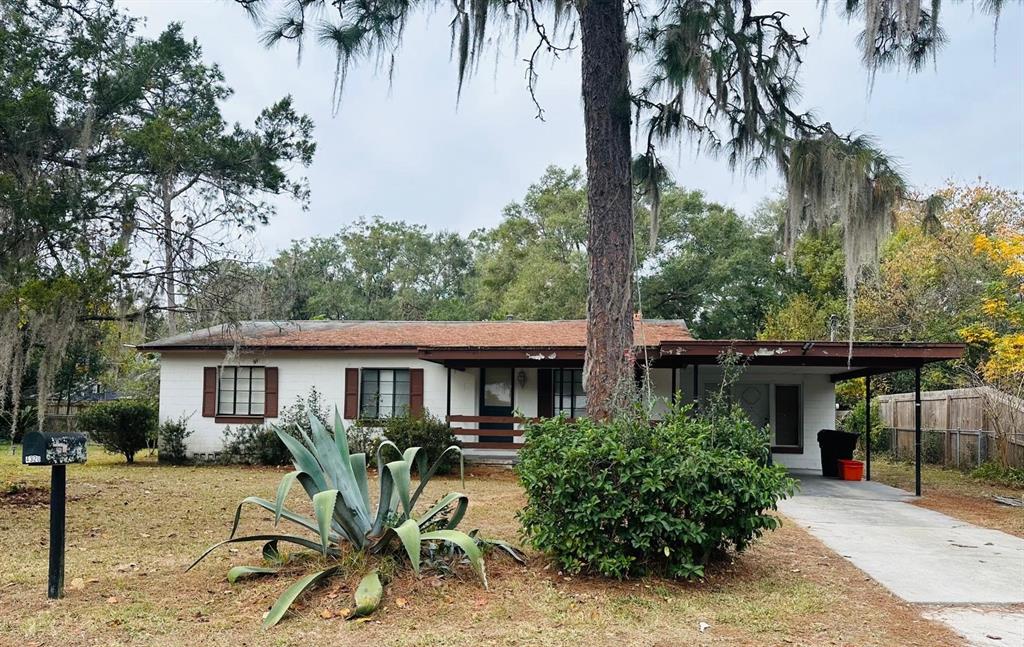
(138, 319), (963, 473)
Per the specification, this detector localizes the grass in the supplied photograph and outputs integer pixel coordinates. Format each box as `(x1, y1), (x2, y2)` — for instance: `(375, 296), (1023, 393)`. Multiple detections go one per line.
(869, 457), (1024, 537)
(0, 444), (959, 646)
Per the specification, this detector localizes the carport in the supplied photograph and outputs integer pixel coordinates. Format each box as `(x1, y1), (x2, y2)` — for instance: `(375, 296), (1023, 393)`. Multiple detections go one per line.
(654, 340), (965, 495)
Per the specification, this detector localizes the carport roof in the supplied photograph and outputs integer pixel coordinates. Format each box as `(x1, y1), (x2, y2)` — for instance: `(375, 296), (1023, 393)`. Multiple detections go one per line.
(138, 320), (963, 377)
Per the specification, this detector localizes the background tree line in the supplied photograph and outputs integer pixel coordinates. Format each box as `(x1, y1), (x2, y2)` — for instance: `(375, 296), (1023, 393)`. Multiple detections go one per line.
(2, 1), (1019, 434)
(198, 166), (1022, 405)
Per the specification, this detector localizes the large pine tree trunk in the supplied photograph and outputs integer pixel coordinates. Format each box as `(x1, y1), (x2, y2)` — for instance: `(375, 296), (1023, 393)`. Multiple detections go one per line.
(579, 0), (634, 420)
(161, 177), (178, 336)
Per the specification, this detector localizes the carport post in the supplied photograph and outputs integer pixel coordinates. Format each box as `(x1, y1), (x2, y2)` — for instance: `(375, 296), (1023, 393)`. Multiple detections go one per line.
(446, 367), (452, 420)
(865, 375), (872, 481)
(914, 366), (922, 497)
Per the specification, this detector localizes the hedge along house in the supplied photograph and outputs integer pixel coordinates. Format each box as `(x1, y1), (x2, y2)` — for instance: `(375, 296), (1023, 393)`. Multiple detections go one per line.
(139, 319), (963, 482)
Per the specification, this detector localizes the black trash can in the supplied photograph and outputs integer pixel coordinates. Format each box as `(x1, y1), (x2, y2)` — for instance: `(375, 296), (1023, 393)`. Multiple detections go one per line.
(817, 429), (861, 478)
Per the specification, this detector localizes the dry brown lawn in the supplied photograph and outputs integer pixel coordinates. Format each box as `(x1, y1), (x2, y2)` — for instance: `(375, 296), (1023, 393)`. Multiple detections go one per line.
(869, 459), (1024, 538)
(0, 445), (962, 646)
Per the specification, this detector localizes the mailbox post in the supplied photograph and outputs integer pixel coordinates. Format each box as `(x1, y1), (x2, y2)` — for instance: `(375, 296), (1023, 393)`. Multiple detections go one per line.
(22, 431), (87, 599)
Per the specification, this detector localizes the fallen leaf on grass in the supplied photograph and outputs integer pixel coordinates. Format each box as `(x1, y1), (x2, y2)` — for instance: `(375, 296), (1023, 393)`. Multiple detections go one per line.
(395, 597), (408, 608)
(320, 609), (334, 620)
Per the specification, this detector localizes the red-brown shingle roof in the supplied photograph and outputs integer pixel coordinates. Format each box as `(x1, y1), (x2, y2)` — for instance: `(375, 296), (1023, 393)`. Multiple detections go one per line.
(138, 319), (694, 351)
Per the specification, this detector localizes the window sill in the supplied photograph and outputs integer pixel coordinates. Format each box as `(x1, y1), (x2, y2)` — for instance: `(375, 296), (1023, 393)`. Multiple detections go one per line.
(771, 445), (803, 454)
(215, 416), (266, 424)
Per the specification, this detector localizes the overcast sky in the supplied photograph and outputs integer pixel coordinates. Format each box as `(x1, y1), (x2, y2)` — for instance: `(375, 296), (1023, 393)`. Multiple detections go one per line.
(118, 0), (1024, 257)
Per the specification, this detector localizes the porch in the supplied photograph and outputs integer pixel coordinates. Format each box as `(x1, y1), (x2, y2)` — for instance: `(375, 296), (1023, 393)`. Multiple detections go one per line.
(424, 340), (964, 483)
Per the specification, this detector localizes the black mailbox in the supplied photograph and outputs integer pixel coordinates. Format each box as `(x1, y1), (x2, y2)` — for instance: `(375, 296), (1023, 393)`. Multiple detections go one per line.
(22, 431), (87, 599)
(23, 432), (87, 466)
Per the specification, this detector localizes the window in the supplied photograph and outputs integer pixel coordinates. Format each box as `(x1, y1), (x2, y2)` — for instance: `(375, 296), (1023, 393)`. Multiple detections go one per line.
(360, 369), (411, 419)
(554, 368), (586, 418)
(218, 366), (265, 416)
(774, 385), (801, 448)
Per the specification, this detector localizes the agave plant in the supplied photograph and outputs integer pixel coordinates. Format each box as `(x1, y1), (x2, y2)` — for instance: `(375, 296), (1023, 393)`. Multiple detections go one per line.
(189, 409), (522, 627)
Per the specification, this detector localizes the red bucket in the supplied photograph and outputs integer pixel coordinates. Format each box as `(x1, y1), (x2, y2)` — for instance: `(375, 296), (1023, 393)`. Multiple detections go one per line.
(838, 459), (864, 481)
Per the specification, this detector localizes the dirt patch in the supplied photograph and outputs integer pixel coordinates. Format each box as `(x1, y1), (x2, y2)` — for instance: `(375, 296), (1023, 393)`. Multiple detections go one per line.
(912, 491), (1024, 538)
(0, 483), (50, 507)
(870, 459), (1024, 538)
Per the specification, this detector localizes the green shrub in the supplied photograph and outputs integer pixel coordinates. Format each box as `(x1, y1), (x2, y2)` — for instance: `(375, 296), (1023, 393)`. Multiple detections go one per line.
(221, 424), (291, 466)
(971, 462), (1024, 489)
(158, 416), (194, 465)
(842, 399), (889, 454)
(276, 387), (330, 439)
(219, 389), (331, 466)
(78, 399), (157, 463)
(349, 412), (462, 474)
(516, 406), (796, 579)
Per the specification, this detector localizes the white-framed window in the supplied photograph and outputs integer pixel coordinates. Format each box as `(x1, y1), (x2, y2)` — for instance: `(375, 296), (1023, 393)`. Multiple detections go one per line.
(554, 368), (586, 418)
(360, 369), (411, 419)
(218, 366), (266, 416)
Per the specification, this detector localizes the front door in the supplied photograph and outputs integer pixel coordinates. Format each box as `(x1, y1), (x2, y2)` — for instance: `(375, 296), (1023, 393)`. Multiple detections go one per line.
(735, 383), (770, 430)
(480, 367), (514, 444)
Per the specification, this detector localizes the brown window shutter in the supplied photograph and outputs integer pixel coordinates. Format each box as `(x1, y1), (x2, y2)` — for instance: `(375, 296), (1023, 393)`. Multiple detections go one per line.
(409, 368), (424, 415)
(202, 367), (217, 417)
(537, 369), (553, 418)
(344, 368), (360, 419)
(264, 367), (279, 418)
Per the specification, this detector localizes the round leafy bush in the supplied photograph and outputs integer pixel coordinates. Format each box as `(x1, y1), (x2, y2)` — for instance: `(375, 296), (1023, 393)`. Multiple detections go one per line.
(516, 406), (796, 579)
(78, 399), (157, 463)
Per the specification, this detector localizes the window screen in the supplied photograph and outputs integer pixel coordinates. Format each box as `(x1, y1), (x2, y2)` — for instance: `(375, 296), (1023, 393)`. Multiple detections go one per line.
(553, 369), (586, 418)
(217, 366), (266, 416)
(774, 385), (801, 447)
(360, 369), (411, 419)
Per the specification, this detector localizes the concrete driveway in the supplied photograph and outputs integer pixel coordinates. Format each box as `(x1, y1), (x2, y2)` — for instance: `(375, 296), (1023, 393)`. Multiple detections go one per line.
(779, 473), (1024, 646)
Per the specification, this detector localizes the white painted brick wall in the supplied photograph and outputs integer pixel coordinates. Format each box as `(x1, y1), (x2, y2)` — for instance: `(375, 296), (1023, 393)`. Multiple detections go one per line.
(157, 351), (477, 456)
(157, 352), (835, 469)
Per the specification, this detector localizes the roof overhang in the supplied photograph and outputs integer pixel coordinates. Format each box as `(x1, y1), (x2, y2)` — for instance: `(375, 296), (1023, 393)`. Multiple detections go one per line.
(655, 340), (964, 381)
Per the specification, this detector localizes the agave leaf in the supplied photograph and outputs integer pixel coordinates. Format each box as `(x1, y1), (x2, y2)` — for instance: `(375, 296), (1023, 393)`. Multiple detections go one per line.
(392, 518), (421, 575)
(385, 459), (413, 520)
(401, 446), (421, 472)
(227, 565), (279, 583)
(309, 413), (370, 528)
(274, 427), (329, 492)
(333, 408), (352, 460)
(417, 491), (469, 530)
(410, 446), (464, 508)
(262, 565), (340, 629)
(368, 463), (394, 538)
(312, 489), (340, 555)
(479, 537), (527, 565)
(375, 439), (403, 467)
(297, 472), (361, 546)
(231, 495), (326, 541)
(349, 570), (383, 619)
(273, 471), (302, 527)
(188, 534), (337, 572)
(350, 452), (371, 512)
(421, 529), (488, 588)
(262, 540), (281, 563)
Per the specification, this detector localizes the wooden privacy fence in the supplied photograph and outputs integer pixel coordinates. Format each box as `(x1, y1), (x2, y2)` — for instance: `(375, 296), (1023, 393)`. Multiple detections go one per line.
(876, 387), (1024, 468)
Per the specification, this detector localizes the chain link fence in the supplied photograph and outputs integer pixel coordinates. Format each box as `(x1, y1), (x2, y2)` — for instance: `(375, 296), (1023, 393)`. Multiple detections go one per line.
(882, 428), (1024, 469)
